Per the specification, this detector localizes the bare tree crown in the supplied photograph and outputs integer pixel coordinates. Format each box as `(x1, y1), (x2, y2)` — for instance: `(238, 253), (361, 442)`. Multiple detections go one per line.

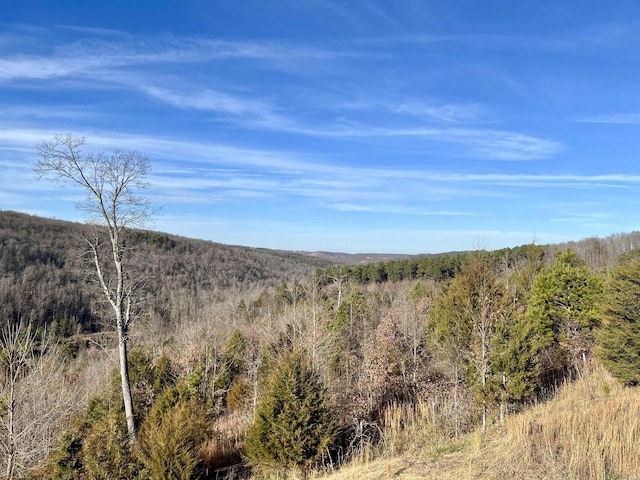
(34, 134), (153, 230)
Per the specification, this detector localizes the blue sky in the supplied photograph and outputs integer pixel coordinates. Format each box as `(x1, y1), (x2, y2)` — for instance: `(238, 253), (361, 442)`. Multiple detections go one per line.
(2, 1), (640, 253)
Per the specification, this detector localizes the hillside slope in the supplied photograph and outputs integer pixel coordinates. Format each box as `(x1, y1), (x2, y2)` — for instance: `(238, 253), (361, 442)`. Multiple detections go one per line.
(0, 210), (332, 331)
(318, 363), (640, 480)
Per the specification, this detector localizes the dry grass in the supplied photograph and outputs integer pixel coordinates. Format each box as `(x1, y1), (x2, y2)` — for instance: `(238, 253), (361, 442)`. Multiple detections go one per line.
(487, 363), (640, 480)
(380, 394), (478, 457)
(311, 362), (640, 480)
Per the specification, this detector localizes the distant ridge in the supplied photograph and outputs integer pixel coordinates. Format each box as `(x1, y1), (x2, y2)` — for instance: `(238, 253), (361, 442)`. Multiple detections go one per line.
(4, 209), (640, 269)
(0, 210), (456, 265)
(299, 250), (468, 265)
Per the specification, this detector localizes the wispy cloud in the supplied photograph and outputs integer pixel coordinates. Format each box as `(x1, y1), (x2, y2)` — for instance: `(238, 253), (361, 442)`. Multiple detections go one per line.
(57, 24), (131, 37)
(0, 30), (357, 83)
(10, 72), (551, 161)
(392, 101), (487, 123)
(341, 98), (489, 124)
(391, 128), (561, 160)
(0, 26), (563, 162)
(0, 105), (99, 121)
(551, 212), (609, 223)
(141, 86), (285, 124)
(368, 23), (640, 54)
(577, 113), (640, 124)
(129, 84), (548, 160)
(325, 202), (478, 216)
(550, 211), (617, 230)
(275, 124), (561, 160)
(0, 127), (628, 189)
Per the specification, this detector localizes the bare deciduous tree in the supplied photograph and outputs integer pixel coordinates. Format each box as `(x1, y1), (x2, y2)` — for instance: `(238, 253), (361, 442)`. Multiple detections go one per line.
(35, 135), (156, 444)
(0, 324), (77, 479)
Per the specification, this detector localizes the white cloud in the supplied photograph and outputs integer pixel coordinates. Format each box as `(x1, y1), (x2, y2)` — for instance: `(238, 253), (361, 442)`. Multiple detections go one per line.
(0, 127), (633, 189)
(141, 86), (284, 123)
(57, 25), (131, 37)
(0, 105), (98, 121)
(135, 85), (549, 161)
(577, 113), (640, 124)
(289, 125), (561, 160)
(0, 27), (562, 163)
(0, 32), (355, 83)
(371, 23), (640, 54)
(393, 101), (486, 123)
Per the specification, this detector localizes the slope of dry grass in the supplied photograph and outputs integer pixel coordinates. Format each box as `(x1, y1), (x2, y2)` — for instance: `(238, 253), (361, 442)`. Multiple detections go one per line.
(292, 363), (640, 480)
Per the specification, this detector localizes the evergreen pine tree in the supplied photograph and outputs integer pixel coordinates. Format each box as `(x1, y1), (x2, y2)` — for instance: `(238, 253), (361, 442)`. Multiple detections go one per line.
(489, 310), (542, 410)
(245, 349), (337, 470)
(214, 329), (247, 396)
(137, 386), (209, 480)
(597, 258), (640, 385)
(527, 250), (603, 382)
(428, 254), (509, 430)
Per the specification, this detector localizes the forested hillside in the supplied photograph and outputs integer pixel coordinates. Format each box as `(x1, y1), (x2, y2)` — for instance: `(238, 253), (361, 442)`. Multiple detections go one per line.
(2, 210), (640, 479)
(0, 210), (330, 334)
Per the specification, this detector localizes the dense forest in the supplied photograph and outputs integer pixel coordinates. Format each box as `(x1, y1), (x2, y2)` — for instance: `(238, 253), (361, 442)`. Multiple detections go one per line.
(2, 210), (640, 479)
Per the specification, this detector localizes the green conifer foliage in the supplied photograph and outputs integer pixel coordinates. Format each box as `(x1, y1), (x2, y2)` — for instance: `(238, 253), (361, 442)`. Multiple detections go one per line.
(430, 253), (551, 424)
(429, 255), (509, 428)
(137, 392), (209, 480)
(245, 349), (337, 470)
(214, 329), (247, 394)
(597, 259), (640, 385)
(509, 243), (545, 301)
(429, 273), (474, 384)
(527, 250), (603, 381)
(328, 288), (370, 334)
(257, 326), (295, 388)
(82, 410), (138, 480)
(489, 311), (542, 406)
(408, 280), (428, 301)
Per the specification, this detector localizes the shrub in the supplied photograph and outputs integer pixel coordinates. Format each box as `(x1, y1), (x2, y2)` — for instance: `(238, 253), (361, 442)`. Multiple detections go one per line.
(245, 349), (337, 470)
(137, 385), (210, 480)
(82, 410), (138, 480)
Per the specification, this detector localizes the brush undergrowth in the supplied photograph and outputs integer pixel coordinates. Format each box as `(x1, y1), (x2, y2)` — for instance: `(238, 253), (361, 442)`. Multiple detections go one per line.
(259, 362), (640, 480)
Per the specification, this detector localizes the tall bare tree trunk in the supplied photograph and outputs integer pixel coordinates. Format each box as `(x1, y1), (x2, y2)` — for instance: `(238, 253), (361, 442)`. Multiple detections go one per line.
(112, 229), (137, 445)
(118, 324), (136, 445)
